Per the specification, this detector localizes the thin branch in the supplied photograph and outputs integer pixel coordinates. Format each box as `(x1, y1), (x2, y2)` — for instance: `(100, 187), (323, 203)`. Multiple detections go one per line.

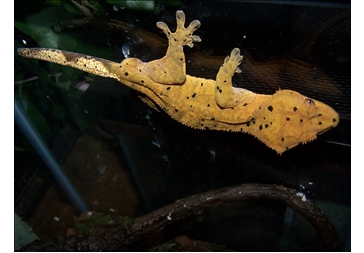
(14, 73), (63, 85)
(19, 183), (341, 251)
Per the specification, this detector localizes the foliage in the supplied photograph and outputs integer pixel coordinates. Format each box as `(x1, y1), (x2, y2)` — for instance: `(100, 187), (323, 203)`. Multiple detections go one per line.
(14, 0), (186, 139)
(74, 212), (133, 235)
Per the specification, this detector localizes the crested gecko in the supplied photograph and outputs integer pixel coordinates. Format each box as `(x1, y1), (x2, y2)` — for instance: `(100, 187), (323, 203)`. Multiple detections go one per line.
(17, 10), (339, 154)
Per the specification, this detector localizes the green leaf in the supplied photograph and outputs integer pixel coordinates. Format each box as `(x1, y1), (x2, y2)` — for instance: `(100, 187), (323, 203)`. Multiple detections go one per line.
(63, 1), (83, 15)
(45, 0), (62, 6)
(15, 146), (27, 152)
(15, 20), (57, 48)
(106, 0), (155, 11)
(15, 7), (78, 49)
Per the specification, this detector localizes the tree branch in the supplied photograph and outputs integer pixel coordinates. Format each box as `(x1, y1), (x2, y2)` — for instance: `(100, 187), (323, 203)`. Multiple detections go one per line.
(19, 183), (341, 251)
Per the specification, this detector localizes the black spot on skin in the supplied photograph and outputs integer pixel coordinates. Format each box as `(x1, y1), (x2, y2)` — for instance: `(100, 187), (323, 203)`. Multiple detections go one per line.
(124, 72), (129, 76)
(201, 124), (204, 127)
(119, 65), (122, 68)
(268, 105), (273, 112)
(207, 104), (210, 107)
(201, 119), (204, 121)
(201, 83), (204, 86)
(192, 93), (196, 98)
(265, 124), (269, 128)
(281, 138), (284, 141)
(84, 64), (86, 67)
(211, 118), (215, 121)
(318, 114), (322, 117)
(318, 122), (322, 125)
(167, 87), (171, 90)
(259, 125), (263, 130)
(333, 118), (337, 122)
(243, 103), (248, 106)
(180, 58), (183, 61)
(223, 80), (227, 83)
(286, 117), (290, 121)
(187, 96), (189, 99)
(300, 119), (303, 123)
(139, 69), (142, 72)
(175, 109), (178, 112)
(259, 106), (261, 110)
(293, 107), (297, 112)
(219, 89), (222, 93)
(95, 66), (97, 68)
(141, 80), (144, 83)
(217, 86), (219, 90)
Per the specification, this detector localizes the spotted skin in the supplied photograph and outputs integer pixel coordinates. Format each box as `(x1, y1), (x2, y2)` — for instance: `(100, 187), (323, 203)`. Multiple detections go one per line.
(17, 10), (339, 154)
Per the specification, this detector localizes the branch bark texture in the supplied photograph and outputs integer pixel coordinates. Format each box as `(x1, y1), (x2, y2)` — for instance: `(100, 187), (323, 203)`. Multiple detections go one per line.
(19, 183), (341, 251)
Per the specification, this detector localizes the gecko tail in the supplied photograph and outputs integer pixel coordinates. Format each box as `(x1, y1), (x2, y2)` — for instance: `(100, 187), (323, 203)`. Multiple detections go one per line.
(17, 48), (120, 80)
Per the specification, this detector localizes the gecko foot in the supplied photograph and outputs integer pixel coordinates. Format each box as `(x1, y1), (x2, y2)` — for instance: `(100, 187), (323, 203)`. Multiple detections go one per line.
(222, 48), (243, 76)
(215, 48), (248, 108)
(156, 10), (201, 48)
(142, 11), (201, 84)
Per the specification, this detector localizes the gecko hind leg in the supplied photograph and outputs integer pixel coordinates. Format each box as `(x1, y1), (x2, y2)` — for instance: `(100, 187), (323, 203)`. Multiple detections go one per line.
(215, 48), (255, 108)
(142, 10), (201, 84)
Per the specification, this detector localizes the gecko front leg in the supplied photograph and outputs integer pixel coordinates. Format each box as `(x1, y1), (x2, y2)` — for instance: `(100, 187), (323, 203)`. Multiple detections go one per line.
(215, 48), (256, 108)
(141, 10), (201, 85)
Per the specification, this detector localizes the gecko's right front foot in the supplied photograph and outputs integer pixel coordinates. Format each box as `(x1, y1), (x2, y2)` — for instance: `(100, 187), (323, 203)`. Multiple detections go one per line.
(214, 48), (247, 108)
(221, 48), (244, 76)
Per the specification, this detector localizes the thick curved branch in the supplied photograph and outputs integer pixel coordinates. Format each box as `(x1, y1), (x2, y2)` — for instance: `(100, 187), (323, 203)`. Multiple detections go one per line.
(19, 183), (341, 251)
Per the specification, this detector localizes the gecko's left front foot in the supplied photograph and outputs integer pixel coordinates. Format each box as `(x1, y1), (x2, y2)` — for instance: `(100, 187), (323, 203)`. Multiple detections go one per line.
(157, 10), (201, 48)
(142, 11), (201, 84)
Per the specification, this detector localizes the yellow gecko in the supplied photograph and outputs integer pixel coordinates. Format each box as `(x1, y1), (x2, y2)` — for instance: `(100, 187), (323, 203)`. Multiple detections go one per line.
(17, 10), (339, 154)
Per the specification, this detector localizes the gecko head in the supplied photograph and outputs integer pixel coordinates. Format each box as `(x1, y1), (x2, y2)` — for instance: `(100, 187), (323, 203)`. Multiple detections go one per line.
(301, 96), (340, 139)
(275, 90), (340, 146)
(255, 90), (340, 154)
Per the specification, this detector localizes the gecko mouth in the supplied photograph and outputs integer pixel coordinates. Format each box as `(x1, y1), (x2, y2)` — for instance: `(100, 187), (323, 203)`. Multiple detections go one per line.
(317, 126), (333, 135)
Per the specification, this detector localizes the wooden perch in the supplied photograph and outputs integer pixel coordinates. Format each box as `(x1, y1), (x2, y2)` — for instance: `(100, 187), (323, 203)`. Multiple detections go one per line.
(19, 183), (341, 251)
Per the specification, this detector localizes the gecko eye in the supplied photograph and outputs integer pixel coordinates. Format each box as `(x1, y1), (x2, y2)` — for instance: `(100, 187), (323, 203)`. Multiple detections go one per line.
(304, 98), (315, 106)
